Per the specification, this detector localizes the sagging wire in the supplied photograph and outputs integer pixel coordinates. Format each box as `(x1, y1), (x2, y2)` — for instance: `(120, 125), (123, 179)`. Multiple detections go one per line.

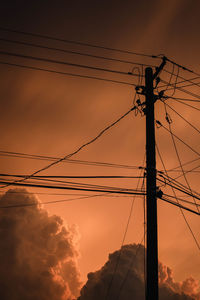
(156, 143), (200, 252)
(163, 102), (200, 213)
(105, 155), (146, 300)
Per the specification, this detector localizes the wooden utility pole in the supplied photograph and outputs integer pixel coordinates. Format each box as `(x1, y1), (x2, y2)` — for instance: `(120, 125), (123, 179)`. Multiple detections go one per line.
(145, 67), (158, 300)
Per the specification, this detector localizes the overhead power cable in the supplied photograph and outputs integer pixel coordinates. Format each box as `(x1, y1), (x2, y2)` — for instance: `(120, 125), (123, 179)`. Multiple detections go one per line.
(161, 157), (200, 172)
(156, 121), (200, 157)
(116, 237), (145, 300)
(0, 50), (143, 78)
(0, 61), (134, 86)
(156, 177), (200, 202)
(163, 103), (200, 212)
(0, 190), (132, 198)
(105, 155), (145, 300)
(0, 106), (137, 189)
(0, 150), (140, 170)
(160, 196), (200, 216)
(164, 193), (200, 208)
(0, 193), (106, 209)
(0, 174), (143, 179)
(162, 101), (200, 135)
(157, 172), (200, 200)
(166, 96), (200, 103)
(166, 97), (200, 112)
(0, 192), (138, 209)
(0, 176), (146, 194)
(0, 37), (156, 68)
(156, 143), (200, 251)
(165, 164), (200, 189)
(164, 170), (200, 174)
(161, 71), (200, 90)
(0, 180), (146, 196)
(165, 56), (200, 77)
(0, 26), (159, 58)
(160, 79), (200, 100)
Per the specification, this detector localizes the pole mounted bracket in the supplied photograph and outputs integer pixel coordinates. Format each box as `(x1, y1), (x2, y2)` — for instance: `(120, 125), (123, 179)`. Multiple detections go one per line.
(153, 56), (167, 79)
(156, 188), (163, 199)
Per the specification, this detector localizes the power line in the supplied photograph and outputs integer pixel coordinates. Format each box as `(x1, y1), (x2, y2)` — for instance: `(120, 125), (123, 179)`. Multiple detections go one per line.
(0, 192), (140, 209)
(105, 155), (145, 300)
(163, 157), (200, 172)
(0, 150), (141, 170)
(0, 26), (159, 58)
(166, 97), (200, 112)
(160, 196), (200, 216)
(0, 106), (137, 189)
(166, 80), (200, 90)
(156, 177), (200, 202)
(0, 37), (156, 68)
(165, 56), (200, 77)
(0, 193), (106, 209)
(162, 101), (200, 135)
(164, 170), (200, 174)
(160, 78), (200, 100)
(161, 71), (200, 90)
(0, 50), (143, 78)
(158, 172), (200, 200)
(0, 173), (143, 179)
(0, 179), (146, 196)
(0, 176), (146, 194)
(0, 176), (146, 193)
(156, 120), (200, 157)
(156, 143), (200, 251)
(166, 96), (200, 103)
(165, 165), (200, 192)
(0, 61), (135, 86)
(116, 238), (145, 300)
(0, 190), (132, 198)
(161, 103), (200, 212)
(164, 193), (200, 208)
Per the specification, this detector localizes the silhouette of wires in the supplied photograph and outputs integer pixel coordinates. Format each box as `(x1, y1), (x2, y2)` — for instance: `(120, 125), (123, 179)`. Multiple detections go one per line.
(0, 178), (146, 196)
(0, 106), (137, 189)
(104, 155), (145, 300)
(167, 97), (200, 103)
(156, 143), (200, 251)
(156, 121), (200, 157)
(0, 26), (161, 58)
(165, 97), (200, 112)
(161, 101), (200, 135)
(0, 50), (144, 79)
(0, 150), (141, 170)
(0, 61), (136, 86)
(0, 37), (156, 68)
(160, 78), (200, 100)
(161, 104), (199, 212)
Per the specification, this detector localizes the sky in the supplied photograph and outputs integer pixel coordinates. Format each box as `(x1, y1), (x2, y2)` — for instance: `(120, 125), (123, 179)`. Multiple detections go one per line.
(0, 0), (200, 298)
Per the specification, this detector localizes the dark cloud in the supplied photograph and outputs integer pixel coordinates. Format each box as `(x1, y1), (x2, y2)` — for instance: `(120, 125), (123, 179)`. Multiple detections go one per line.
(78, 244), (199, 300)
(0, 189), (81, 300)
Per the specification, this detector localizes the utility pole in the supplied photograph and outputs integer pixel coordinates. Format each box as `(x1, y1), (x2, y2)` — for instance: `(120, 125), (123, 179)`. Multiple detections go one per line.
(145, 67), (158, 300)
(140, 58), (166, 300)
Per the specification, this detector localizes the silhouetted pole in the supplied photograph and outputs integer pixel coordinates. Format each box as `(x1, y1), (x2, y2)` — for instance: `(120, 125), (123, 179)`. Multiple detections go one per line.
(145, 67), (158, 300)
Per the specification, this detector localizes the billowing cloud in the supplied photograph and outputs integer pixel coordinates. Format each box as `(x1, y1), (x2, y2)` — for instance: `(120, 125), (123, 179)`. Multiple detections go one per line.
(0, 188), (81, 300)
(78, 244), (199, 300)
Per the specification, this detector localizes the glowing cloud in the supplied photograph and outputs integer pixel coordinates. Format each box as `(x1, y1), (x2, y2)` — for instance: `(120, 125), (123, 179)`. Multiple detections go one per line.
(0, 189), (81, 300)
(78, 244), (199, 300)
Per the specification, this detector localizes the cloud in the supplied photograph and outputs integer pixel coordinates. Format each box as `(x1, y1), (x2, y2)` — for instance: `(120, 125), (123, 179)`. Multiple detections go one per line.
(0, 188), (81, 300)
(78, 244), (199, 300)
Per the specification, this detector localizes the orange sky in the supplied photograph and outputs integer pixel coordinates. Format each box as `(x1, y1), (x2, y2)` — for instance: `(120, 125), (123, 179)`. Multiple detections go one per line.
(0, 0), (200, 288)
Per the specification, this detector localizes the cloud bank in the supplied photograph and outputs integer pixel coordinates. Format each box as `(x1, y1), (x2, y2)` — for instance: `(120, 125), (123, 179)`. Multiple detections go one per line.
(78, 244), (199, 300)
(0, 189), (81, 300)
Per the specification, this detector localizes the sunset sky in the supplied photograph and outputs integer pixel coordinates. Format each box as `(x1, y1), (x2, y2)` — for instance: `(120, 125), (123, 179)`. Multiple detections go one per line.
(0, 0), (200, 298)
